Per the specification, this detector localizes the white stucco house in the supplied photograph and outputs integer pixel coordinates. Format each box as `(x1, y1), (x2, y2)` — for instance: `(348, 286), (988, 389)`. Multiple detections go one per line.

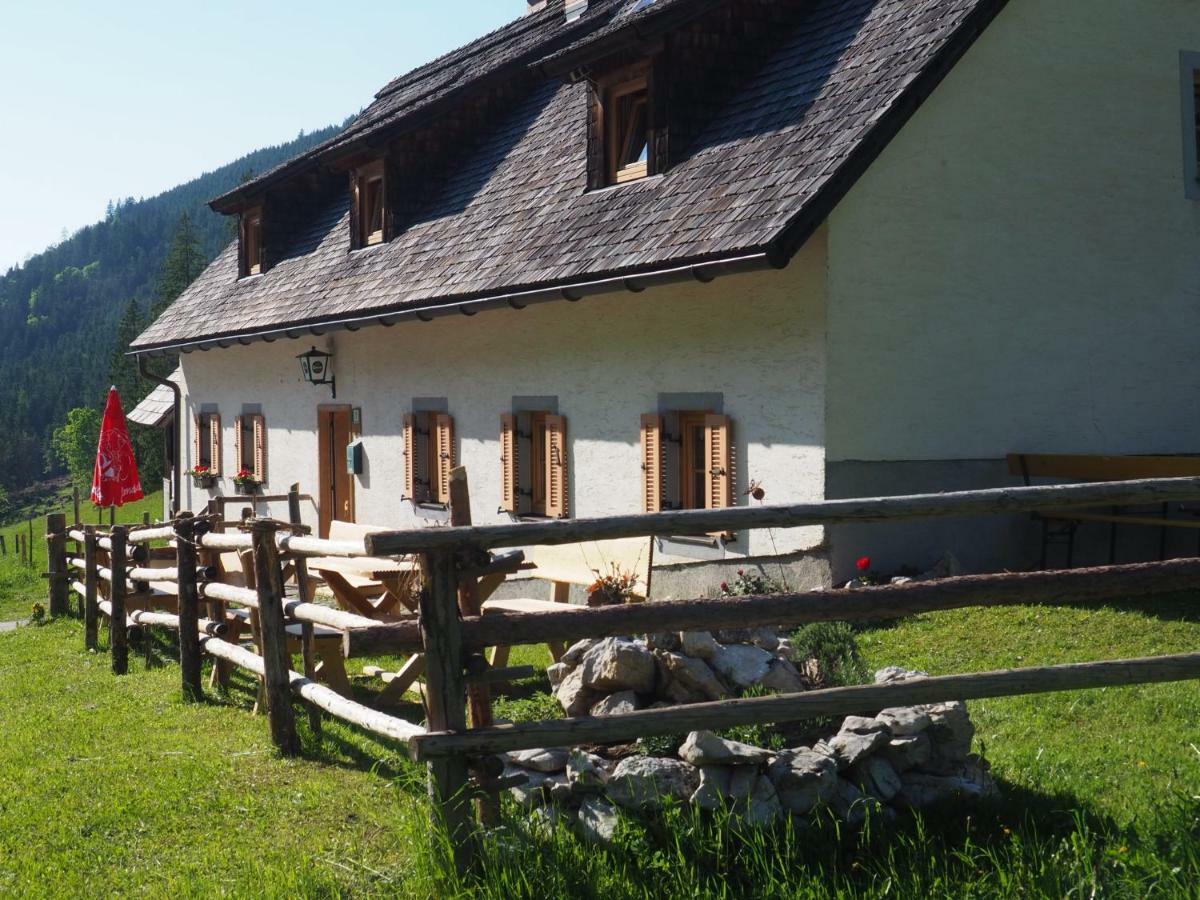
(130, 0), (1200, 591)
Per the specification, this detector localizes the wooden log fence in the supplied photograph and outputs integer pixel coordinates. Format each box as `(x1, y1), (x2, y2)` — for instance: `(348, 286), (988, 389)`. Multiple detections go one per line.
(39, 473), (1200, 873)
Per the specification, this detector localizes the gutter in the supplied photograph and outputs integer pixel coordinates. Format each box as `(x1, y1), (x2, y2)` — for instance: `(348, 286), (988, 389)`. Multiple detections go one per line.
(137, 357), (182, 516)
(129, 249), (783, 358)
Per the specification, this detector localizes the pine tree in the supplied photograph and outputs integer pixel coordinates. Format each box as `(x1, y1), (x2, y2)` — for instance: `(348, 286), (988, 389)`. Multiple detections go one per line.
(108, 298), (145, 403)
(152, 212), (204, 318)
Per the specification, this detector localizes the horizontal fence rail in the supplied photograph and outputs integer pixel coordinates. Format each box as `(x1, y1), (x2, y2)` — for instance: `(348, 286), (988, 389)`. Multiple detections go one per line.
(410, 652), (1200, 760)
(343, 557), (1200, 657)
(365, 477), (1200, 555)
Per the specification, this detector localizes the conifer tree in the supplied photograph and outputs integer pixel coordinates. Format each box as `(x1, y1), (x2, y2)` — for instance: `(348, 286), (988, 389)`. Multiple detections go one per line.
(152, 212), (203, 318)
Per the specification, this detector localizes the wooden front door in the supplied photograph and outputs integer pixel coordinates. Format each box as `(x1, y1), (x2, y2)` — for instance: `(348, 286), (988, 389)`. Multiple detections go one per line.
(318, 405), (355, 538)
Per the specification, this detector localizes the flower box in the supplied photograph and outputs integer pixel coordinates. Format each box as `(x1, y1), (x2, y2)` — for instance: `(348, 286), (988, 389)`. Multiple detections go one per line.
(189, 471), (216, 489)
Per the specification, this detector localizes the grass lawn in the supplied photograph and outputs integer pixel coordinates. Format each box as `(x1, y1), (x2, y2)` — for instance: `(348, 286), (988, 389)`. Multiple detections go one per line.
(1, 575), (1198, 896)
(0, 490), (166, 623)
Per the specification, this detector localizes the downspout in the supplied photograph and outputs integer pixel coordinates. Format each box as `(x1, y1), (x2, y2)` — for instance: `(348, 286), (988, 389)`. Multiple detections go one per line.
(138, 355), (182, 516)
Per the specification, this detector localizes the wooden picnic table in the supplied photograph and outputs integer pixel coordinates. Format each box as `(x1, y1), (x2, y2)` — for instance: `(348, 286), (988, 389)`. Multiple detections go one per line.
(308, 555), (421, 619)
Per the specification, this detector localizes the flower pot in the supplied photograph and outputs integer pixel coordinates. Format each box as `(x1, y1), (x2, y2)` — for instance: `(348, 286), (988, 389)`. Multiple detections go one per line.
(233, 481), (261, 496)
(191, 474), (215, 489)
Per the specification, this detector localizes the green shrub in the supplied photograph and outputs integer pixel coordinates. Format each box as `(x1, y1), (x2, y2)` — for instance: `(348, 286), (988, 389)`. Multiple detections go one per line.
(790, 620), (869, 689)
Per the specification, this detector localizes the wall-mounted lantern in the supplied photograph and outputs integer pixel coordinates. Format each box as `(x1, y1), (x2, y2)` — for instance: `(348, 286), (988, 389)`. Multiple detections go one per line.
(297, 345), (336, 398)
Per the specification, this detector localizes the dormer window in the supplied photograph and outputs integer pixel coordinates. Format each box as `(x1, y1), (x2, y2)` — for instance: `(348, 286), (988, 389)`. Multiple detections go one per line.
(239, 208), (263, 277)
(353, 160), (387, 247)
(587, 62), (659, 189)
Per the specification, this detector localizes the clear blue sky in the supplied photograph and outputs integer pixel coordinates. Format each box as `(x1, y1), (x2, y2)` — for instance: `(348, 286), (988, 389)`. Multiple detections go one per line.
(0, 0), (522, 271)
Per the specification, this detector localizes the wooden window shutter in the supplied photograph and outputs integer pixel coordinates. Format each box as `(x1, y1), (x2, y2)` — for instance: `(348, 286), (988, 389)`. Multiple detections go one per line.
(193, 415), (202, 469)
(209, 413), (222, 476)
(704, 414), (732, 510)
(348, 171), (362, 251)
(233, 415), (243, 474)
(640, 414), (663, 513)
(586, 83), (606, 191)
(648, 53), (669, 176)
(545, 414), (568, 519)
(500, 414), (518, 513)
(434, 414), (455, 504)
(403, 413), (421, 501)
(252, 415), (267, 483)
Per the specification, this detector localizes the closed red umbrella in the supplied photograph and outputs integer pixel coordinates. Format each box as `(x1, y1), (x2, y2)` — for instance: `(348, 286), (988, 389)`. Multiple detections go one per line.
(91, 387), (144, 507)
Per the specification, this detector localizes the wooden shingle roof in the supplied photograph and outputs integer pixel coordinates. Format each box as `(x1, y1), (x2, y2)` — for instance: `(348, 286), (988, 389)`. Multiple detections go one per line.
(133, 0), (1007, 353)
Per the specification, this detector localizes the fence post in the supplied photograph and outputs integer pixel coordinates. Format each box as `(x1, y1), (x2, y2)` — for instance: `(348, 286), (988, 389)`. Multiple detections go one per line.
(250, 519), (300, 756)
(288, 484), (321, 736)
(72, 487), (80, 527)
(175, 514), (202, 702)
(28, 519), (34, 568)
(110, 526), (129, 675)
(0, 534), (6, 555)
(84, 527), (99, 651)
(419, 548), (474, 872)
(46, 513), (69, 617)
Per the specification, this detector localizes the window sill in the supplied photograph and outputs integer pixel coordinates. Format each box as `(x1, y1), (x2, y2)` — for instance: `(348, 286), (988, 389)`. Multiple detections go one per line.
(586, 173), (663, 196)
(237, 272), (264, 283)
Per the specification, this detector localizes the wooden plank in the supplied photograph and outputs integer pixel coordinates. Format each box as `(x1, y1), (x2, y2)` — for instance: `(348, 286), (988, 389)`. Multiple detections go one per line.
(410, 651), (1200, 760)
(109, 527), (129, 676)
(1007, 453), (1200, 481)
(176, 515), (203, 702)
(346, 557), (1200, 658)
(251, 520), (299, 756)
(366, 477), (1200, 556)
(199, 636), (425, 743)
(290, 483), (322, 736)
(1038, 510), (1200, 529)
(127, 525), (177, 544)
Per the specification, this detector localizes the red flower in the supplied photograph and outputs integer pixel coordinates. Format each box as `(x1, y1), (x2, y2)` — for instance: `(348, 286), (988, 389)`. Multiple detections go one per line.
(720, 581), (730, 592)
(856, 556), (871, 572)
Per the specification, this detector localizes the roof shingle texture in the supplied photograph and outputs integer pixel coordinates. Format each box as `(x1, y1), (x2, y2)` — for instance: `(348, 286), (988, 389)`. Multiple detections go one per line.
(135, 0), (994, 350)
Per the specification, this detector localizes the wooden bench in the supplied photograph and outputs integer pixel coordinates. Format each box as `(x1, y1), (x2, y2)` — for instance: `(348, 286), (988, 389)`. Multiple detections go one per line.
(308, 521), (420, 617)
(1007, 453), (1200, 568)
(483, 537), (654, 665)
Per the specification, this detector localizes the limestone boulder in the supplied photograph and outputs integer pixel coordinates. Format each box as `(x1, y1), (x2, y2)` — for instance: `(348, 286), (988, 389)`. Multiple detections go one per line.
(766, 748), (838, 814)
(820, 729), (889, 770)
(850, 756), (903, 802)
(709, 643), (773, 689)
(879, 734), (932, 773)
(689, 765), (733, 810)
(591, 690), (642, 717)
(654, 650), (729, 703)
(577, 797), (621, 846)
(546, 662), (570, 688)
(875, 706), (931, 736)
(509, 747), (570, 773)
(742, 774), (783, 828)
(555, 667), (602, 717)
(759, 658), (807, 694)
(608, 757), (700, 810)
(561, 638), (600, 668)
(579, 638), (657, 694)
(679, 630), (721, 660)
(567, 750), (610, 794)
(678, 730), (771, 766)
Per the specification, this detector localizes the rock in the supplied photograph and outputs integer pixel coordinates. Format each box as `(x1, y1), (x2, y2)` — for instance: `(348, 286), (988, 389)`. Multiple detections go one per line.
(889, 576), (914, 585)
(820, 729), (889, 770)
(561, 638), (600, 668)
(828, 778), (880, 826)
(689, 766), (733, 810)
(579, 638), (657, 694)
(679, 630), (721, 660)
(759, 658), (807, 694)
(567, 750), (609, 794)
(555, 667), (602, 717)
(874, 666), (927, 684)
(548, 778), (574, 804)
(925, 702), (975, 769)
(728, 765), (758, 801)
(530, 804), (570, 835)
(767, 748), (839, 814)
(577, 797), (621, 846)
(646, 631), (682, 652)
(509, 747), (570, 773)
(894, 763), (994, 809)
(608, 757), (700, 810)
(710, 643), (774, 689)
(546, 662), (570, 688)
(749, 627), (780, 652)
(774, 638), (795, 662)
(875, 706), (931, 736)
(839, 715), (890, 736)
(654, 650), (730, 703)
(879, 734), (932, 773)
(590, 690), (642, 717)
(679, 730), (771, 766)
(506, 765), (567, 808)
(742, 774), (782, 828)
(850, 756), (902, 802)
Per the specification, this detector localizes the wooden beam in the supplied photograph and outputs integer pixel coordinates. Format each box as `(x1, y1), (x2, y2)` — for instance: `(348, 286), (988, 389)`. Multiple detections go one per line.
(83, 527), (99, 651)
(199, 636), (425, 743)
(290, 483), (322, 736)
(46, 513), (69, 617)
(251, 519), (299, 756)
(176, 515), (203, 702)
(109, 527), (129, 676)
(410, 651), (1200, 759)
(366, 477), (1200, 556)
(345, 557), (1200, 658)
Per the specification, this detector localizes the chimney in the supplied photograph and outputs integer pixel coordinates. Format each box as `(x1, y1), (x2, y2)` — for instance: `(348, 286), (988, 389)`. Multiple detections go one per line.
(564, 0), (588, 22)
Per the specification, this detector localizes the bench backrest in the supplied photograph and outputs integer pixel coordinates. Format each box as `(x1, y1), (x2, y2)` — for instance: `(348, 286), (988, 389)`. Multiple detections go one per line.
(1008, 453), (1200, 484)
(525, 537), (654, 599)
(327, 520), (390, 553)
